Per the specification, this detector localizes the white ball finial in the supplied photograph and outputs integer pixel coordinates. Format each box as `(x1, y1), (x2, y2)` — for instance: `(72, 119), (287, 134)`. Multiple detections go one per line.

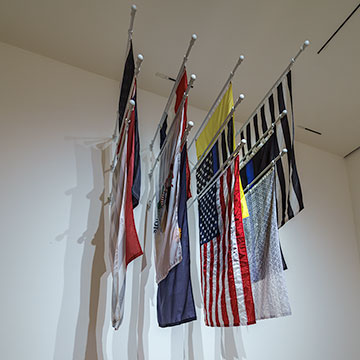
(131, 4), (137, 11)
(137, 54), (144, 61)
(282, 109), (288, 115)
(241, 139), (247, 145)
(192, 34), (197, 40)
(190, 74), (196, 81)
(239, 55), (245, 61)
(188, 121), (194, 127)
(304, 40), (310, 47)
(129, 99), (136, 106)
(239, 94), (245, 100)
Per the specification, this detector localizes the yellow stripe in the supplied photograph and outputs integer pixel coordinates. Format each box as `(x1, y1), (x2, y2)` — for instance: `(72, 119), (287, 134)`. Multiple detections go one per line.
(195, 84), (248, 218)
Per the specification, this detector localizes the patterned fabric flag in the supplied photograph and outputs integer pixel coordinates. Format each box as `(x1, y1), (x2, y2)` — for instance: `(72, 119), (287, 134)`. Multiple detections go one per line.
(239, 71), (304, 228)
(154, 67), (186, 283)
(156, 70), (196, 327)
(199, 156), (256, 326)
(109, 46), (143, 330)
(243, 168), (291, 320)
(118, 41), (141, 208)
(196, 83), (249, 219)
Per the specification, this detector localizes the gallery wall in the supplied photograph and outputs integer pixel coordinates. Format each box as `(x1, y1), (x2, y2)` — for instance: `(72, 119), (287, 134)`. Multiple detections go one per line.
(1, 42), (359, 360)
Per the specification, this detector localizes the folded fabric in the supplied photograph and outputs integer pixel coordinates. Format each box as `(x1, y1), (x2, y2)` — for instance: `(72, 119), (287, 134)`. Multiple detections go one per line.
(243, 168), (291, 320)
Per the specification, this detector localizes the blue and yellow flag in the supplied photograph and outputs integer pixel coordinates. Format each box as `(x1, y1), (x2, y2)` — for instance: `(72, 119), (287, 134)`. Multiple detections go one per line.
(196, 83), (249, 218)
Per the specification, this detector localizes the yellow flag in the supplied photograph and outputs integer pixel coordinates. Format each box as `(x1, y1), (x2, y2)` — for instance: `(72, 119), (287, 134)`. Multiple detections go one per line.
(195, 83), (249, 218)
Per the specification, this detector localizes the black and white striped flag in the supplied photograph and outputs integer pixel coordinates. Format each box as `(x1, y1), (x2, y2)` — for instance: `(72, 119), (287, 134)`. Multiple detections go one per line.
(239, 70), (304, 228)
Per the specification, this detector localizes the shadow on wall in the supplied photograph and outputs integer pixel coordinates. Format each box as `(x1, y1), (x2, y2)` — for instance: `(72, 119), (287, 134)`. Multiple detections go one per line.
(53, 139), (111, 360)
(53, 138), (248, 360)
(130, 149), (155, 360)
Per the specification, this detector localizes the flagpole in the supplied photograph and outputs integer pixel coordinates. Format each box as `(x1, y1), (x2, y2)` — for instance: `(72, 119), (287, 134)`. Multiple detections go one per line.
(180, 121), (194, 149)
(235, 40), (310, 139)
(149, 34), (198, 151)
(146, 120), (194, 210)
(126, 4), (137, 54)
(243, 149), (288, 193)
(187, 139), (247, 209)
(110, 99), (136, 171)
(148, 74), (197, 179)
(108, 99), (136, 204)
(187, 146), (287, 209)
(112, 53), (143, 141)
(187, 55), (245, 150)
(190, 93), (245, 175)
(239, 109), (287, 169)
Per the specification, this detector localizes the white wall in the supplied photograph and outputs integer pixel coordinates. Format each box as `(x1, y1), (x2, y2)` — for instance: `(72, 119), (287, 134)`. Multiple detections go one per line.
(1, 42), (360, 360)
(345, 150), (360, 254)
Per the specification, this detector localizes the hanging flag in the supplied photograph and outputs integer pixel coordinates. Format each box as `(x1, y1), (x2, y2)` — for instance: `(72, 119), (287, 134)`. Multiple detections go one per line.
(198, 155), (256, 326)
(239, 71), (304, 228)
(109, 43), (143, 330)
(195, 83), (254, 326)
(156, 70), (196, 327)
(153, 67), (185, 283)
(118, 41), (141, 208)
(196, 83), (249, 219)
(243, 168), (291, 320)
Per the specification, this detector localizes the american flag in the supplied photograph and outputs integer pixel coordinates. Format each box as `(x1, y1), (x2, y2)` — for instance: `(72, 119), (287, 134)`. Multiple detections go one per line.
(198, 155), (256, 326)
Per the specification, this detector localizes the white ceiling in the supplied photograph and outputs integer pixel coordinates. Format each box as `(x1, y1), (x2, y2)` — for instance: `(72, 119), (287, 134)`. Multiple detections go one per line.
(0, 0), (359, 156)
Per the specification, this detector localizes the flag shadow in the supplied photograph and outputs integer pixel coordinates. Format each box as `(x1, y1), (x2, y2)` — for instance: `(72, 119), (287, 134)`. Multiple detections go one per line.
(135, 149), (156, 360)
(53, 141), (111, 360)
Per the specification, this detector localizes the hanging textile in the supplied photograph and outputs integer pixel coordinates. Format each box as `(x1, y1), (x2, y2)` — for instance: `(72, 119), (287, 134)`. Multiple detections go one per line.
(239, 71), (304, 228)
(154, 66), (185, 283)
(110, 99), (143, 330)
(195, 84), (255, 326)
(196, 83), (249, 219)
(118, 41), (141, 208)
(109, 43), (143, 330)
(198, 156), (255, 326)
(155, 70), (196, 327)
(243, 168), (291, 320)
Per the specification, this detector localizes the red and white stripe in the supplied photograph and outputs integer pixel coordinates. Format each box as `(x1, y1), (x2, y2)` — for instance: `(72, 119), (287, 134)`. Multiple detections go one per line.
(109, 82), (143, 330)
(200, 157), (256, 327)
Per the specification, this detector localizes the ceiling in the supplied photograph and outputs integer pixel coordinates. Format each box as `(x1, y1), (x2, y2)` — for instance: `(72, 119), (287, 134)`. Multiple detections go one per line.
(0, 0), (359, 156)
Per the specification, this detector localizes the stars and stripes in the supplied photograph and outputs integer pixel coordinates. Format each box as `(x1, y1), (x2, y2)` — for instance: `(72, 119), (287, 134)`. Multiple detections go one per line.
(195, 84), (255, 326)
(200, 157), (255, 326)
(196, 150), (219, 245)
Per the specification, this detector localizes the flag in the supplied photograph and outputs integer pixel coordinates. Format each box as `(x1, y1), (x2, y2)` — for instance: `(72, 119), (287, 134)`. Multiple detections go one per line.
(195, 83), (249, 219)
(118, 41), (141, 208)
(153, 67), (185, 283)
(243, 168), (291, 320)
(239, 71), (304, 228)
(155, 69), (196, 327)
(109, 44), (143, 330)
(198, 155), (256, 326)
(195, 85), (255, 326)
